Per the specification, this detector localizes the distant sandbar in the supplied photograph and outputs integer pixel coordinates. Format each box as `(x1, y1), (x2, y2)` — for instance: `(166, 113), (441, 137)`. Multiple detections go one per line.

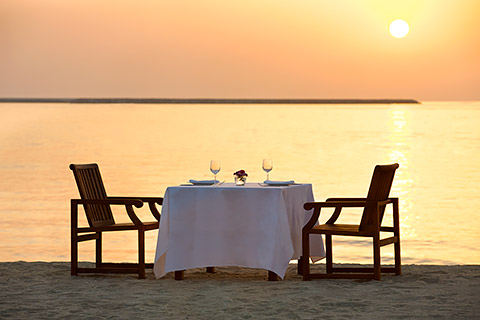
(0, 98), (420, 104)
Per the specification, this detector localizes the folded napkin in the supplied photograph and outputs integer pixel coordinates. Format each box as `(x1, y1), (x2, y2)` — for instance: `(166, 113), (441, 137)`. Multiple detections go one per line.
(188, 179), (218, 185)
(263, 180), (295, 186)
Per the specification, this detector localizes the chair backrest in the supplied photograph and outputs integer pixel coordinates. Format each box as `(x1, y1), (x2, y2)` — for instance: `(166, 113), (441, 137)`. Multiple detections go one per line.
(359, 163), (399, 231)
(70, 163), (115, 227)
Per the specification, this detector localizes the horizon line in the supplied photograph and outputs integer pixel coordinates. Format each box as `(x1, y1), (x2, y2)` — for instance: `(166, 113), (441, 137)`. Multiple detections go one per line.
(0, 98), (420, 104)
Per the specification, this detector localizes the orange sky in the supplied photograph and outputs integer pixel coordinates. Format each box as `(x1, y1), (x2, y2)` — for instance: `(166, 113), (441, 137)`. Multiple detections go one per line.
(1, 0), (479, 100)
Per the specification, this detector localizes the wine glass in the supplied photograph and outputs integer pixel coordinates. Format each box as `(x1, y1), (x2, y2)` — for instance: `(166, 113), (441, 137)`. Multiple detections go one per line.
(210, 160), (221, 184)
(262, 159), (273, 181)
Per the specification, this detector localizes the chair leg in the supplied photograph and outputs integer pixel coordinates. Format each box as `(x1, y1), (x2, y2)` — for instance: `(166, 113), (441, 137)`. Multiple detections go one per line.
(326, 235), (333, 274)
(268, 271), (279, 281)
(71, 233), (78, 276)
(138, 229), (146, 279)
(302, 232), (310, 280)
(393, 198), (401, 275)
(373, 235), (381, 280)
(206, 267), (216, 273)
(394, 239), (401, 275)
(71, 202), (78, 276)
(297, 257), (303, 275)
(96, 232), (102, 268)
(175, 270), (185, 280)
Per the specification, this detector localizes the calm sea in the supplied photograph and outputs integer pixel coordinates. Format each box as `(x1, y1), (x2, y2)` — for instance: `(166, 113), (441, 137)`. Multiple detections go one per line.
(1, 101), (479, 265)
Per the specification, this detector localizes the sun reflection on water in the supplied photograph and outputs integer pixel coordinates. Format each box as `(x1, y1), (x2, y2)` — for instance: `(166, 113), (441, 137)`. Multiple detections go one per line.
(388, 108), (415, 240)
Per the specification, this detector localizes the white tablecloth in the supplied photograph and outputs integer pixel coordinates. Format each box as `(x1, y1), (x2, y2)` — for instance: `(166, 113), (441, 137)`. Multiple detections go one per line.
(154, 183), (325, 279)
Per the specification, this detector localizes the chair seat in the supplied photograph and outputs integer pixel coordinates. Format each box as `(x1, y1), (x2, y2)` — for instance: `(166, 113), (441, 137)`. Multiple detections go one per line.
(311, 223), (374, 236)
(78, 221), (159, 233)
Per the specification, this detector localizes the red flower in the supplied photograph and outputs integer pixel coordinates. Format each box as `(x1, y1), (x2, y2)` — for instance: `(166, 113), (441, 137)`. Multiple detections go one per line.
(234, 170), (248, 177)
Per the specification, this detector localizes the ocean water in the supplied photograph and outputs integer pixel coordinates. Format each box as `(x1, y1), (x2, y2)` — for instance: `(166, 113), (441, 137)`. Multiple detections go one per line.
(1, 101), (479, 265)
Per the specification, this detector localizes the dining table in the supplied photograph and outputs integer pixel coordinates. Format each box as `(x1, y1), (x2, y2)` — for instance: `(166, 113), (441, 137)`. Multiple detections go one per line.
(153, 182), (325, 280)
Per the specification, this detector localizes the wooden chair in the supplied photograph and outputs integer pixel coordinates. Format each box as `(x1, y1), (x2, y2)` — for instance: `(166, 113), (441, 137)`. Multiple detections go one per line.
(70, 163), (162, 279)
(301, 163), (401, 280)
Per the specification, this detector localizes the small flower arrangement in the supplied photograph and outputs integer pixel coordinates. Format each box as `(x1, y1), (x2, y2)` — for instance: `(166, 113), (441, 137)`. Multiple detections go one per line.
(233, 169), (248, 185)
(234, 169), (248, 178)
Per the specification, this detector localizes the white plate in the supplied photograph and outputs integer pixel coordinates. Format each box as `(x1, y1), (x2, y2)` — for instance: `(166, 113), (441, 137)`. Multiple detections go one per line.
(188, 179), (218, 185)
(263, 180), (294, 186)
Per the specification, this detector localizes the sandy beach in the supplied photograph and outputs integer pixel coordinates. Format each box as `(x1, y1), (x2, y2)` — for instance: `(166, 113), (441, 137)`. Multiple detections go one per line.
(0, 262), (478, 319)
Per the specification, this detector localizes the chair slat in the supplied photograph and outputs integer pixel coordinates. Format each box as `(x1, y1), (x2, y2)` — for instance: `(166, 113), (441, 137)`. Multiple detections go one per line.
(70, 164), (114, 227)
(360, 164), (398, 231)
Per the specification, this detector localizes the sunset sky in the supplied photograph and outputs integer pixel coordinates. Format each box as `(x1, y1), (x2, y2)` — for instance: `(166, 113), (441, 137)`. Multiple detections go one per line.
(1, 0), (479, 101)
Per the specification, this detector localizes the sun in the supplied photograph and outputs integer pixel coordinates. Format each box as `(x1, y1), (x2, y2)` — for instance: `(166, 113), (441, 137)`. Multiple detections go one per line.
(389, 19), (409, 38)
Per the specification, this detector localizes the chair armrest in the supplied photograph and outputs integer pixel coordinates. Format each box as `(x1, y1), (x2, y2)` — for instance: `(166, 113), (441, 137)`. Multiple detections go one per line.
(384, 198), (400, 232)
(304, 201), (369, 210)
(380, 226), (395, 232)
(71, 198), (145, 226)
(304, 201), (369, 226)
(377, 199), (394, 206)
(107, 196), (163, 205)
(108, 196), (162, 221)
(326, 197), (367, 202)
(71, 198), (144, 208)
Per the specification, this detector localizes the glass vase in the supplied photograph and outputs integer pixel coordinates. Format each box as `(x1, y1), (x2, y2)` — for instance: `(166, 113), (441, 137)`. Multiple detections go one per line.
(235, 176), (246, 186)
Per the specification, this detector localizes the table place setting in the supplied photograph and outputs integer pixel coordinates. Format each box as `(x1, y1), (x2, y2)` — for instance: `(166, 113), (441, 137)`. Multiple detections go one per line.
(260, 180), (296, 186)
(183, 160), (225, 186)
(183, 159), (295, 187)
(257, 159), (296, 186)
(187, 179), (224, 186)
